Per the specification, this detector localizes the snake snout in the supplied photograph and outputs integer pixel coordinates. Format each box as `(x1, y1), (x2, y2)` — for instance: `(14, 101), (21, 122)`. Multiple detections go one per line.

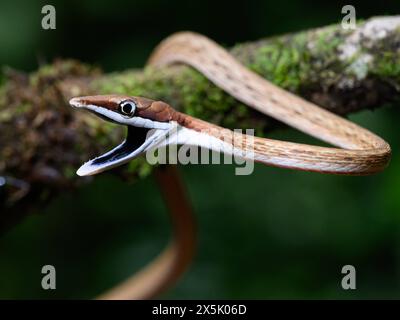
(69, 97), (85, 108)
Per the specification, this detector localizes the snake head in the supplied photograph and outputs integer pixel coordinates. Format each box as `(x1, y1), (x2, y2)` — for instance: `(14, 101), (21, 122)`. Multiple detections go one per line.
(69, 95), (174, 176)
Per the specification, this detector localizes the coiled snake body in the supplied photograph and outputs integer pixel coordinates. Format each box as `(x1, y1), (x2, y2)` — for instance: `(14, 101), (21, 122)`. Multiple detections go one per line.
(69, 32), (391, 299)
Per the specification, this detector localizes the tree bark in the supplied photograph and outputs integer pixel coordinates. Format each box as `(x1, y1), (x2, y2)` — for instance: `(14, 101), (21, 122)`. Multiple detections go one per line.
(1, 16), (399, 232)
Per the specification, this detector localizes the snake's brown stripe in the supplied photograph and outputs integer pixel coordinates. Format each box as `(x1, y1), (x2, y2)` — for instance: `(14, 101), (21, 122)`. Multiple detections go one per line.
(148, 32), (391, 174)
(93, 32), (392, 300)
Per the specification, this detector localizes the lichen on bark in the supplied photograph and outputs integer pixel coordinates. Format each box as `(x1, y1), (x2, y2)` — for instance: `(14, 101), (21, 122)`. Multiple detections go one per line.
(0, 16), (399, 232)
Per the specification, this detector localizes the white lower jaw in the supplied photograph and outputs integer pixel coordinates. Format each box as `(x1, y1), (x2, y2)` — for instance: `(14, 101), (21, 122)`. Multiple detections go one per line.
(76, 127), (169, 176)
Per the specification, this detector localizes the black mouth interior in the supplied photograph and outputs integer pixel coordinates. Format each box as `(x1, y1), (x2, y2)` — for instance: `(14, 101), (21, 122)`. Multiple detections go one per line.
(92, 126), (150, 165)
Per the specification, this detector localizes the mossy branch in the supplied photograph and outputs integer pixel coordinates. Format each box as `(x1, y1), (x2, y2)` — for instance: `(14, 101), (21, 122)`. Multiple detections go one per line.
(1, 16), (400, 232)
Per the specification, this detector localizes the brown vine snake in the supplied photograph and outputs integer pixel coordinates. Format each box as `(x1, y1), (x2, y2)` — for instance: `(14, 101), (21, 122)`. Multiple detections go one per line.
(69, 32), (391, 299)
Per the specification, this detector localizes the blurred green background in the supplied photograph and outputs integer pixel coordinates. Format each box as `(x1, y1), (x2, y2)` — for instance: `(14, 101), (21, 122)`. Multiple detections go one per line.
(1, 0), (400, 299)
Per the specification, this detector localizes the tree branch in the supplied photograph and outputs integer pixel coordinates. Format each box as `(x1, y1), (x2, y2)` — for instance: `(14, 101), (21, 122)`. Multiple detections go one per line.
(1, 16), (399, 232)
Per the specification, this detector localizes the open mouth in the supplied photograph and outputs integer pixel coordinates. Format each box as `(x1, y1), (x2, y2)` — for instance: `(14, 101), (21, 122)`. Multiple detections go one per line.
(69, 98), (173, 176)
(92, 126), (150, 166)
(77, 125), (169, 176)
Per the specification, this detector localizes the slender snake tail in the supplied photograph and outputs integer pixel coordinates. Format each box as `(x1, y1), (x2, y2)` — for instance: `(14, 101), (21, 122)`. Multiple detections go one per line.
(98, 165), (195, 300)
(96, 32), (391, 299)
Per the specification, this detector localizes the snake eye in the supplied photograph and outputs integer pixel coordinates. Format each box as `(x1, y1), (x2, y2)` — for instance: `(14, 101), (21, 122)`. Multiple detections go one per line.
(119, 101), (136, 117)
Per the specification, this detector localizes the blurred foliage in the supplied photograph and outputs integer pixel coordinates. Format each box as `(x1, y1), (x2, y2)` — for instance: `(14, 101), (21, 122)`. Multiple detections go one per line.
(0, 0), (400, 299)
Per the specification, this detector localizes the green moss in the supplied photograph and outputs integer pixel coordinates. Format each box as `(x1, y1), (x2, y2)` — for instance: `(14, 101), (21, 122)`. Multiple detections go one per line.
(99, 71), (141, 95)
(372, 52), (400, 81)
(174, 68), (235, 118)
(245, 29), (338, 92)
(359, 25), (400, 83)
(141, 68), (177, 99)
(312, 25), (343, 55)
(30, 60), (99, 86)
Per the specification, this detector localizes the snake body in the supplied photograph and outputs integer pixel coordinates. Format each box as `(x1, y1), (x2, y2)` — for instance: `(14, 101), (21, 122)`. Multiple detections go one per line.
(70, 32), (391, 299)
(147, 32), (391, 174)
